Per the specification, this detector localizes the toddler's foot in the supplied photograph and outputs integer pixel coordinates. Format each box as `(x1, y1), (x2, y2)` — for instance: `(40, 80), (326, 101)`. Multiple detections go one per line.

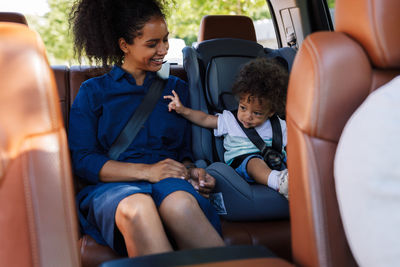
(277, 169), (289, 200)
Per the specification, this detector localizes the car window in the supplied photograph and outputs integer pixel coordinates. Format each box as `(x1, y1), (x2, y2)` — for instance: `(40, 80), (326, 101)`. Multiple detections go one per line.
(4, 0), (277, 66)
(327, 0), (336, 27)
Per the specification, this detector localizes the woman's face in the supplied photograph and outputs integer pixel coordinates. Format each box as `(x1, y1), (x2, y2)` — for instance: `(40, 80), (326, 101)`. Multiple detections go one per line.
(120, 16), (169, 73)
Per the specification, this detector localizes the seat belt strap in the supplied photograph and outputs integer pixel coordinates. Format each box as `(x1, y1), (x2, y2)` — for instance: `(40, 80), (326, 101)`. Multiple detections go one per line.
(233, 111), (283, 156)
(269, 114), (283, 152)
(107, 76), (166, 160)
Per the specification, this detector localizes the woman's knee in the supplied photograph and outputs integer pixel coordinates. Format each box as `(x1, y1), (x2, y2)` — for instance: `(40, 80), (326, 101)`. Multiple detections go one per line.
(160, 191), (199, 217)
(115, 193), (156, 228)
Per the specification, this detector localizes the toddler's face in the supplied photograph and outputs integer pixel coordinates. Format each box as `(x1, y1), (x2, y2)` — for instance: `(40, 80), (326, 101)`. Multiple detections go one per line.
(237, 95), (272, 128)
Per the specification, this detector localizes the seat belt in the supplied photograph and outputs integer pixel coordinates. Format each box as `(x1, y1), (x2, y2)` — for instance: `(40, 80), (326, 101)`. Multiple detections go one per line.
(107, 64), (169, 160)
(269, 115), (283, 153)
(233, 111), (286, 170)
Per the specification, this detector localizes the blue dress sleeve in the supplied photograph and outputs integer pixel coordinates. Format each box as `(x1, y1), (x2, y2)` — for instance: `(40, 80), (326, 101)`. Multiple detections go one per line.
(68, 83), (109, 184)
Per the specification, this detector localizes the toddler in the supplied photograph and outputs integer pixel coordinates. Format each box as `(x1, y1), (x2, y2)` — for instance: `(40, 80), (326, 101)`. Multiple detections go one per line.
(165, 57), (289, 199)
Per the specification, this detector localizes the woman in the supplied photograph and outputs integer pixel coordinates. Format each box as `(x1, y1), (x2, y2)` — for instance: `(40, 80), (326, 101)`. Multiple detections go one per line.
(69, 0), (224, 257)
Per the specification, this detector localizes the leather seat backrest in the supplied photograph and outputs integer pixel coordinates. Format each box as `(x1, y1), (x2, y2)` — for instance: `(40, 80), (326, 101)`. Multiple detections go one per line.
(198, 15), (257, 42)
(0, 23), (79, 267)
(286, 0), (400, 266)
(0, 12), (28, 25)
(0, 13), (72, 131)
(52, 65), (70, 129)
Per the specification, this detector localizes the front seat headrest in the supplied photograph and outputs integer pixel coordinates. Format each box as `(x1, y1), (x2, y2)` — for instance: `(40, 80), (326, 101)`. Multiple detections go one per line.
(336, 0), (400, 68)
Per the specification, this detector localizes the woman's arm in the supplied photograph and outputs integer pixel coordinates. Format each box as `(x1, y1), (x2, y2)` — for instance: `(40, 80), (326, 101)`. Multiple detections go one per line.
(99, 158), (188, 183)
(69, 84), (188, 184)
(164, 90), (218, 129)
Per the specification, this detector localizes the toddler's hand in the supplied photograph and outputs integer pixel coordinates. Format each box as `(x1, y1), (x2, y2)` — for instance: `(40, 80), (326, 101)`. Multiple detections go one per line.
(164, 90), (184, 113)
(187, 168), (216, 198)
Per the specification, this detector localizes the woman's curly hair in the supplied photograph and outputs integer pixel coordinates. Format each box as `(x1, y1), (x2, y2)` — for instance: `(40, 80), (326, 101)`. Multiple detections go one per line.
(69, 0), (170, 66)
(232, 57), (289, 115)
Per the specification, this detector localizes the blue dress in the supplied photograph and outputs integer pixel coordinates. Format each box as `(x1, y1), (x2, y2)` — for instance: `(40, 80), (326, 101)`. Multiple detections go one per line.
(68, 66), (221, 255)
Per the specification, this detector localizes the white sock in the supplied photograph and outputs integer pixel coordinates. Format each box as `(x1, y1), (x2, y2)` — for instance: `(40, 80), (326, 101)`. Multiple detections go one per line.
(267, 170), (280, 190)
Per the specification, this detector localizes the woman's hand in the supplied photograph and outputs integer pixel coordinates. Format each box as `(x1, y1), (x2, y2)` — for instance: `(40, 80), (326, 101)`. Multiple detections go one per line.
(163, 90), (185, 114)
(145, 158), (188, 183)
(186, 168), (216, 198)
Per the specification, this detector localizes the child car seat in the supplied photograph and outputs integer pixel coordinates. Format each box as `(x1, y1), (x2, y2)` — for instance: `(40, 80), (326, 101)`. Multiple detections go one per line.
(183, 15), (296, 220)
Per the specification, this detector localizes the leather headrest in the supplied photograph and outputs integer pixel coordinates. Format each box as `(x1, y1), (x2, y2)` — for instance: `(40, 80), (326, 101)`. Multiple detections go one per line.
(198, 15), (257, 42)
(0, 23), (58, 180)
(335, 0), (400, 68)
(0, 12), (28, 25)
(0, 22), (44, 55)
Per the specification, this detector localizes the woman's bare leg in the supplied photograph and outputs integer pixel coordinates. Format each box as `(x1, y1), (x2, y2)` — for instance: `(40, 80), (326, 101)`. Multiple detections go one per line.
(159, 191), (225, 249)
(115, 193), (173, 257)
(247, 157), (272, 185)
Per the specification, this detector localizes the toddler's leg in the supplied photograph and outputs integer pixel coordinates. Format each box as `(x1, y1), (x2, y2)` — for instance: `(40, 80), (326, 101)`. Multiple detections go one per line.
(247, 158), (289, 199)
(247, 157), (272, 185)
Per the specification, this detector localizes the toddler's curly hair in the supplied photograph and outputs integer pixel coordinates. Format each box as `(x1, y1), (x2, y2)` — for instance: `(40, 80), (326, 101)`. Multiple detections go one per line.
(232, 57), (289, 115)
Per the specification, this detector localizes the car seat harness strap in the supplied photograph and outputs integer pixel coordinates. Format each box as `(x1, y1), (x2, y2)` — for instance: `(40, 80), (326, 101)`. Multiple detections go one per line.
(232, 111), (286, 171)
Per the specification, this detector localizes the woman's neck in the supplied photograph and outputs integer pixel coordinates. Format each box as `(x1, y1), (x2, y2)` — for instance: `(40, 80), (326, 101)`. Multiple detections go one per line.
(121, 62), (146, 85)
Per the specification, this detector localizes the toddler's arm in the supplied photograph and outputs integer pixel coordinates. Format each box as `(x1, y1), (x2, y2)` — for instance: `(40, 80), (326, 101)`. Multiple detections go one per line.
(164, 90), (217, 129)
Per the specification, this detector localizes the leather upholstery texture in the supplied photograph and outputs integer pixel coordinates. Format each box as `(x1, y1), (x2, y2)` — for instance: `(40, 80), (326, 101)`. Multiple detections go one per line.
(0, 22), (80, 267)
(286, 0), (400, 266)
(335, 0), (400, 68)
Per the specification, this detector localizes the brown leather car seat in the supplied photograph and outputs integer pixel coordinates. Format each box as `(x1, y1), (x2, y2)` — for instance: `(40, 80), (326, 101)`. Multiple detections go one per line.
(52, 65), (71, 129)
(0, 23), (79, 267)
(0, 13), (72, 131)
(286, 0), (400, 266)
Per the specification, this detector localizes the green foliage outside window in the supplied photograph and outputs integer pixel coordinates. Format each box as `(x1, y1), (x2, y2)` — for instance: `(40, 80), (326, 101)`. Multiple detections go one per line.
(28, 0), (76, 65)
(327, 0), (335, 8)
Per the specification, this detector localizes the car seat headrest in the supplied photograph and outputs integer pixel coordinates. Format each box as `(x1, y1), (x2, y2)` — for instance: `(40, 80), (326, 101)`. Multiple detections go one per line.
(335, 0), (400, 68)
(196, 38), (265, 67)
(198, 15), (257, 43)
(196, 38), (265, 112)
